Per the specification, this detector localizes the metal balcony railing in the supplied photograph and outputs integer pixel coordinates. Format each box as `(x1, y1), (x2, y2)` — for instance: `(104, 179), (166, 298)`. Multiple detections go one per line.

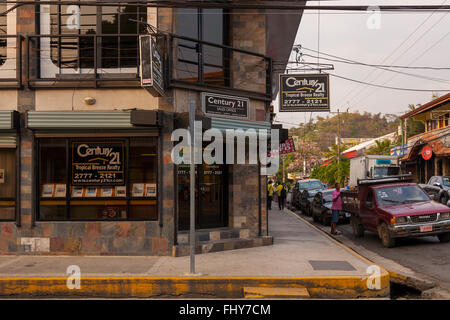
(0, 33), (272, 99)
(0, 35), (22, 88)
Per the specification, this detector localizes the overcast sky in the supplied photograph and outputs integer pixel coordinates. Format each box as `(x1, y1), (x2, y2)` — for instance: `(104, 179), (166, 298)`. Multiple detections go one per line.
(274, 0), (450, 128)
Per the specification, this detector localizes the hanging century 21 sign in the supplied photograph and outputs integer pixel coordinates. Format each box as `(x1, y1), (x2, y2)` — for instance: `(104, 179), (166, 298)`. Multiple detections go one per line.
(71, 141), (125, 185)
(279, 74), (330, 112)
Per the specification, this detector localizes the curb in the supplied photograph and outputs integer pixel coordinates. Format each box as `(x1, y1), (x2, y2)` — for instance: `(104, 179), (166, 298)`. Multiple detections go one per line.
(0, 275), (389, 299)
(286, 208), (441, 297)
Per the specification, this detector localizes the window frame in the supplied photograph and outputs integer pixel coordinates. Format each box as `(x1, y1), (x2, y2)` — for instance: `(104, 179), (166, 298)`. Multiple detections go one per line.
(35, 136), (159, 222)
(174, 8), (231, 86)
(0, 146), (18, 222)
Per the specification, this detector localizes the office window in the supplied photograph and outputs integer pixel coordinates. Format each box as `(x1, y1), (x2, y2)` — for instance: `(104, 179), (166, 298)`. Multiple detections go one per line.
(0, 149), (15, 220)
(0, 3), (7, 66)
(49, 2), (147, 69)
(175, 8), (229, 86)
(37, 137), (157, 221)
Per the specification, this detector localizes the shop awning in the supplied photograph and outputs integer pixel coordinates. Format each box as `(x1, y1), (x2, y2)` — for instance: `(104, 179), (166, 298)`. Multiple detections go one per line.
(0, 111), (18, 130)
(210, 117), (271, 135)
(26, 110), (158, 130)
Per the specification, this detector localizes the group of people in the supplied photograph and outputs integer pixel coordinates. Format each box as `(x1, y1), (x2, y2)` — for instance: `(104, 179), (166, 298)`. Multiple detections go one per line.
(267, 179), (344, 236)
(267, 181), (287, 211)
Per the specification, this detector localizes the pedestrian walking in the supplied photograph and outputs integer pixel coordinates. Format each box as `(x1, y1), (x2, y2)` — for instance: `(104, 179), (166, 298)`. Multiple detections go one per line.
(267, 180), (274, 210)
(331, 182), (343, 235)
(276, 183), (286, 210)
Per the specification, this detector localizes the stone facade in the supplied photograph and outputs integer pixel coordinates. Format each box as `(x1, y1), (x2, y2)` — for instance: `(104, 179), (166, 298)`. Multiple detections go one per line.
(0, 6), (273, 256)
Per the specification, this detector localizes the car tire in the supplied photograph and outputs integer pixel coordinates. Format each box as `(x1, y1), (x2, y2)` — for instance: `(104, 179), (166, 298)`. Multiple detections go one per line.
(350, 216), (364, 238)
(313, 213), (319, 222)
(378, 222), (396, 248)
(437, 232), (450, 243)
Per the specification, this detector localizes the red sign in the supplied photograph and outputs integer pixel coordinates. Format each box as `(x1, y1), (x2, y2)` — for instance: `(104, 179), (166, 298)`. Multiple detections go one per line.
(268, 138), (296, 157)
(421, 145), (432, 160)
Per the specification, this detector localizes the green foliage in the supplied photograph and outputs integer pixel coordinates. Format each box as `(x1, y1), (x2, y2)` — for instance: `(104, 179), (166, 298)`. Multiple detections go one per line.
(406, 104), (425, 138)
(310, 159), (350, 186)
(366, 139), (392, 155)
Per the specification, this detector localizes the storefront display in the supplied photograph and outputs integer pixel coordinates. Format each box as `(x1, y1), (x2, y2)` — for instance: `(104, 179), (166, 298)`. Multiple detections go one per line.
(37, 137), (158, 221)
(0, 149), (15, 220)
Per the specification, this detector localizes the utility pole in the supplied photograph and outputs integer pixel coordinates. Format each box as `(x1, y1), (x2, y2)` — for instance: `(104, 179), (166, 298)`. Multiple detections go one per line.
(188, 100), (197, 275)
(337, 108), (341, 167)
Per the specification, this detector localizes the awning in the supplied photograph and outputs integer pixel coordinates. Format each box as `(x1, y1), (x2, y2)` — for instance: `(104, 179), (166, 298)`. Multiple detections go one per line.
(0, 133), (16, 148)
(0, 111), (18, 130)
(401, 127), (450, 161)
(26, 110), (158, 130)
(210, 117), (271, 135)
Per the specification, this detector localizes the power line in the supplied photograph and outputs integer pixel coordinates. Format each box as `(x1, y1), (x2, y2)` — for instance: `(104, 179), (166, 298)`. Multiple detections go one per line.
(348, 4), (450, 106)
(296, 53), (450, 84)
(334, 0), (448, 107)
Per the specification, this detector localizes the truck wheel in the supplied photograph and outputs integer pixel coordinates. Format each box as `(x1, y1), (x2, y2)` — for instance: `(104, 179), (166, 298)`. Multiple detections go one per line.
(350, 216), (364, 238)
(378, 223), (396, 248)
(437, 232), (450, 243)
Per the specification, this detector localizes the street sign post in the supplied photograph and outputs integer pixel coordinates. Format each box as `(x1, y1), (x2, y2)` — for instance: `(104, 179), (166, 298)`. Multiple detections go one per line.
(279, 73), (330, 112)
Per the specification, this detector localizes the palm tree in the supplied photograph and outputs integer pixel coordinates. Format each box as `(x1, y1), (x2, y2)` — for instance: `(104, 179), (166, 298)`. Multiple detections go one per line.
(367, 139), (392, 155)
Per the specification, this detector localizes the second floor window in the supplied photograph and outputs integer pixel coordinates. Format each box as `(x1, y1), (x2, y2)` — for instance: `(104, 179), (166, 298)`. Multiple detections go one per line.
(0, 3), (7, 66)
(46, 3), (147, 71)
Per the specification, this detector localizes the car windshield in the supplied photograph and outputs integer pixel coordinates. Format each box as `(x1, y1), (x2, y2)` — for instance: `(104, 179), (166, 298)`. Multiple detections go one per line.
(299, 181), (323, 190)
(443, 177), (450, 187)
(373, 166), (400, 178)
(322, 191), (334, 203)
(375, 185), (430, 206)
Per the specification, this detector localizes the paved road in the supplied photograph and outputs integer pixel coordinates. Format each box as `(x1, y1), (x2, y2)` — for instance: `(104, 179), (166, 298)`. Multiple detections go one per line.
(290, 208), (450, 291)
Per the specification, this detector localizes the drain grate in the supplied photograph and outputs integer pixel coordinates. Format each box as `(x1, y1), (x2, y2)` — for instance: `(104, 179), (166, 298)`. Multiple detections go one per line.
(309, 260), (356, 271)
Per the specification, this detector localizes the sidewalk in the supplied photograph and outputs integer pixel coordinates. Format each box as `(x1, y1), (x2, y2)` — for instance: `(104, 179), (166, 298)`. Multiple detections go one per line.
(0, 208), (390, 298)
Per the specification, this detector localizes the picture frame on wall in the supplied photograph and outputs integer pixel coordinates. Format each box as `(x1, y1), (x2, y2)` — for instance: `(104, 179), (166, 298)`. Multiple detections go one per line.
(54, 184), (67, 197)
(132, 183), (145, 197)
(145, 183), (157, 197)
(41, 184), (54, 198)
(72, 186), (84, 198)
(86, 187), (98, 197)
(101, 187), (113, 197)
(115, 186), (126, 197)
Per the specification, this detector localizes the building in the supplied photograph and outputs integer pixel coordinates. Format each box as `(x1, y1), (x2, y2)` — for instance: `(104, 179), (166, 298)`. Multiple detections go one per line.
(0, 3), (304, 255)
(400, 93), (450, 183)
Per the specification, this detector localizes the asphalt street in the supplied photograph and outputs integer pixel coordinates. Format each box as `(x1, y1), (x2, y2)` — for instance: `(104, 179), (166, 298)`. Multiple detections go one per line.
(290, 208), (450, 292)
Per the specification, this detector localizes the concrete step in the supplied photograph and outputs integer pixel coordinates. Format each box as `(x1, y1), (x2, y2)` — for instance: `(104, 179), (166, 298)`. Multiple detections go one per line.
(244, 287), (311, 299)
(172, 236), (273, 257)
(177, 228), (250, 244)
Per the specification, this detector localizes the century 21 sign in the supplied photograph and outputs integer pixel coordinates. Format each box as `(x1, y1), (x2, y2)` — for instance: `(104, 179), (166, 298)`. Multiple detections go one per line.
(279, 74), (330, 112)
(71, 141), (125, 185)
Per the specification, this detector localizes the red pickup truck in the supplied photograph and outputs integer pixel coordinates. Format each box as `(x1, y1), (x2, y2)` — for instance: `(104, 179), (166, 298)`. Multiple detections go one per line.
(342, 176), (450, 248)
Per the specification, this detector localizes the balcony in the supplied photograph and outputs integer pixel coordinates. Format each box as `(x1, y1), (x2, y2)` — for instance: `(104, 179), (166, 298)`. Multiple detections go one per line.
(0, 33), (272, 100)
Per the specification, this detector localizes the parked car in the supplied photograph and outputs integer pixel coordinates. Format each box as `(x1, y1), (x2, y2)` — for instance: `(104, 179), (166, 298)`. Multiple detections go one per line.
(420, 176), (450, 205)
(311, 189), (352, 225)
(342, 176), (450, 248)
(292, 179), (325, 215)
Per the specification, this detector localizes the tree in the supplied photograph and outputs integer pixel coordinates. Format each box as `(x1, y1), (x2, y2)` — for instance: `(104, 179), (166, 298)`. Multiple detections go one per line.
(367, 139), (392, 155)
(406, 104), (425, 138)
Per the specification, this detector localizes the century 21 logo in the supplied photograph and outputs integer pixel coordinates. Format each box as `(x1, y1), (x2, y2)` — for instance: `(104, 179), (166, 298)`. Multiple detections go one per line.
(284, 77), (325, 93)
(76, 144), (121, 164)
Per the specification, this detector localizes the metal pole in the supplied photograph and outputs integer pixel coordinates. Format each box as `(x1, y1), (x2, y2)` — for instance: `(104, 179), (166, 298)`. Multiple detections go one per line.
(189, 100), (196, 274)
(337, 109), (341, 183)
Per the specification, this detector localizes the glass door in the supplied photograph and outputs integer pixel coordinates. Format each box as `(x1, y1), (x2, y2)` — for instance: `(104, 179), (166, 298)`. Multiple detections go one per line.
(177, 164), (227, 230)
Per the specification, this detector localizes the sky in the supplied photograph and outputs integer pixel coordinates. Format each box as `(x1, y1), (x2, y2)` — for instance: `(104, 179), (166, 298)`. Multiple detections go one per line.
(273, 0), (450, 128)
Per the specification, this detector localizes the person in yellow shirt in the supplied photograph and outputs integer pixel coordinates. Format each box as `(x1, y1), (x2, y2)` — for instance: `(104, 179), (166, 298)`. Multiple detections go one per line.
(267, 180), (274, 210)
(276, 183), (286, 210)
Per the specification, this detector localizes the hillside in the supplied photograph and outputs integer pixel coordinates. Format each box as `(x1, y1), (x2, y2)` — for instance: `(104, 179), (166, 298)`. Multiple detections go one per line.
(288, 112), (399, 153)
